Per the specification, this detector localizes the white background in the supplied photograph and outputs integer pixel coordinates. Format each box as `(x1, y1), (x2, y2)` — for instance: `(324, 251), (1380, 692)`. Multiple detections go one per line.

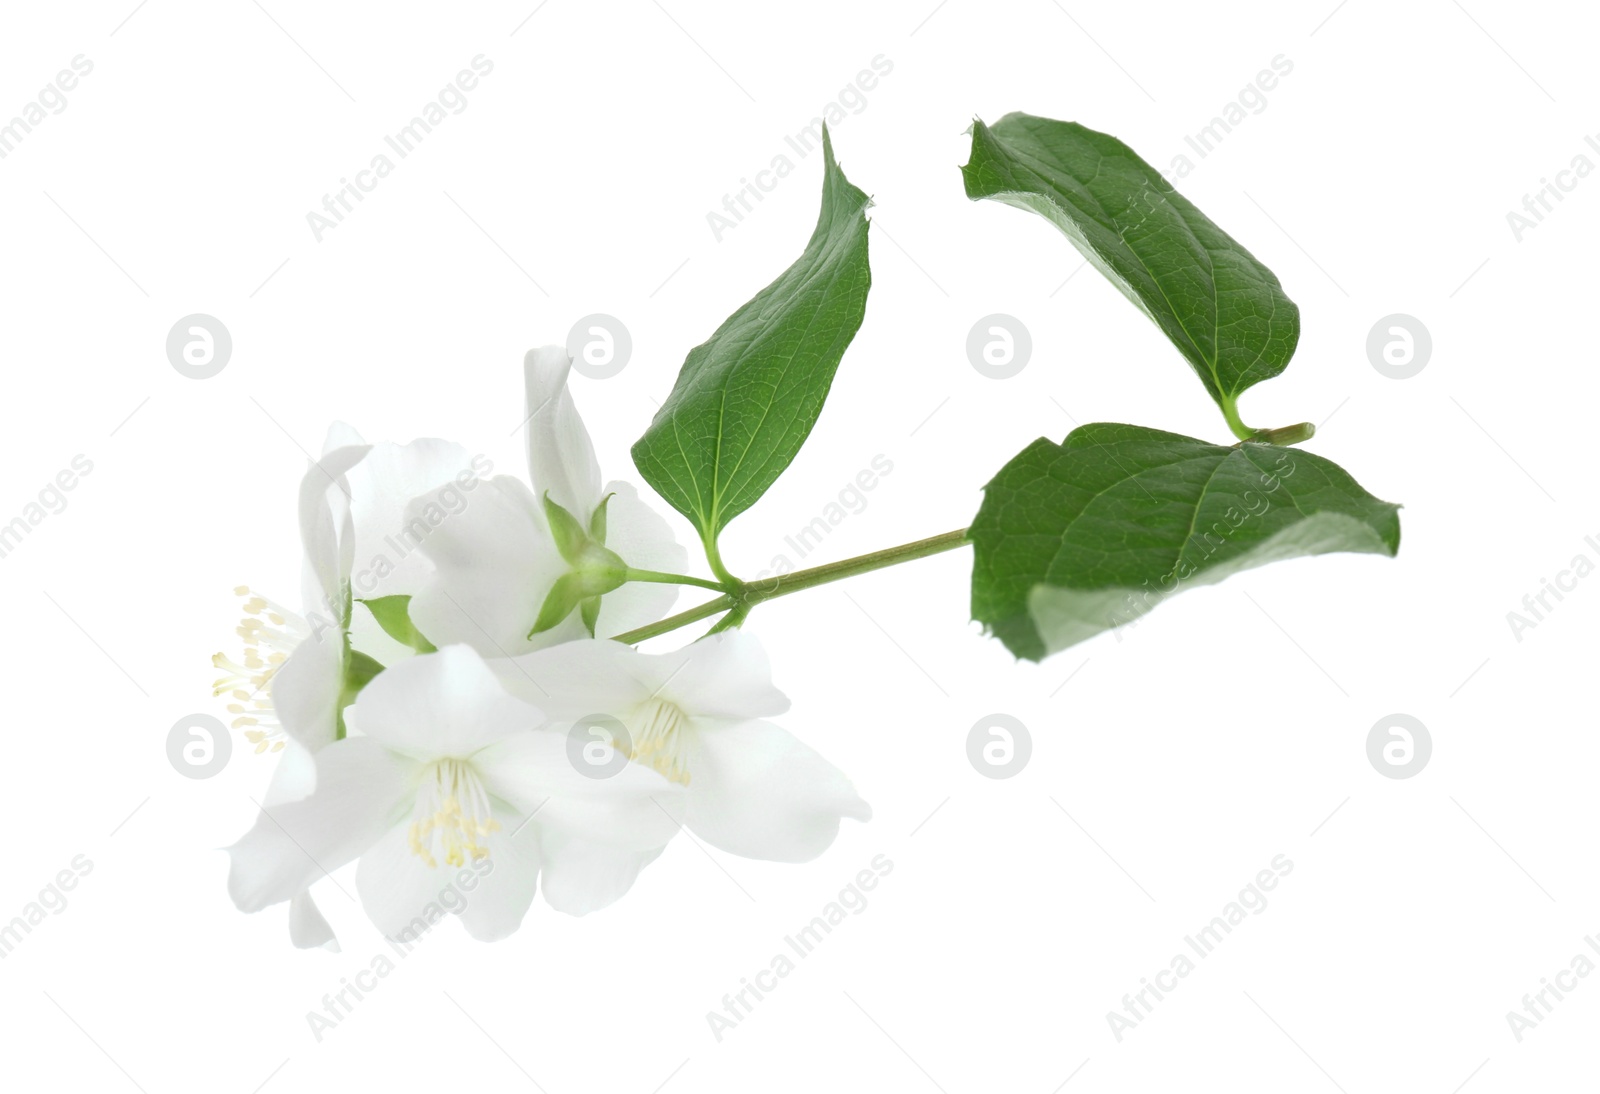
(0, 0), (1594, 1090)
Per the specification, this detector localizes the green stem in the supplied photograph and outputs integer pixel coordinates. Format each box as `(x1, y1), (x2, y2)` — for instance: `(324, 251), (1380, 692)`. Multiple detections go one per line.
(609, 594), (737, 645)
(748, 527), (969, 601)
(1251, 420), (1316, 446)
(624, 568), (728, 593)
(701, 534), (740, 588)
(609, 528), (970, 645)
(1220, 394), (1254, 442)
(1220, 395), (1315, 447)
(703, 602), (750, 636)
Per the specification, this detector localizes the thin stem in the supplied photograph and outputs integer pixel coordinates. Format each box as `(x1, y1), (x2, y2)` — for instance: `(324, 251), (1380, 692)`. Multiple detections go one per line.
(747, 528), (969, 603)
(609, 594), (737, 645)
(608, 528), (970, 645)
(624, 568), (728, 593)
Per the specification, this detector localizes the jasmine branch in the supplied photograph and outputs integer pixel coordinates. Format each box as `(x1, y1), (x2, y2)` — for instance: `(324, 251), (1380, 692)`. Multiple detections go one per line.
(609, 528), (970, 645)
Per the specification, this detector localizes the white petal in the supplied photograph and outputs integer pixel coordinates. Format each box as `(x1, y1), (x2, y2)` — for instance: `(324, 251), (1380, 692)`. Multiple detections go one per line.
(267, 631), (344, 754)
(356, 821), (465, 940)
(591, 480), (689, 638)
(227, 738), (412, 913)
(289, 891), (340, 951)
(344, 437), (481, 601)
(596, 480), (688, 573)
(299, 559), (329, 634)
(494, 638), (655, 715)
(356, 808), (542, 942)
(524, 346), (602, 520)
(262, 738), (320, 806)
(657, 632), (790, 721)
(299, 444), (371, 618)
(343, 645), (545, 758)
(457, 814), (544, 941)
(406, 476), (573, 657)
(321, 421), (366, 453)
(539, 832), (665, 916)
(499, 635), (787, 728)
(685, 720), (870, 862)
(474, 730), (687, 850)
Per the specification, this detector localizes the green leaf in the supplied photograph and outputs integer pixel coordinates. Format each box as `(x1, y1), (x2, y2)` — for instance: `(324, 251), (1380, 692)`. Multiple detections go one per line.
(970, 424), (1401, 661)
(336, 649), (386, 739)
(344, 649), (385, 691)
(357, 595), (437, 653)
(632, 123), (872, 549)
(962, 114), (1301, 438)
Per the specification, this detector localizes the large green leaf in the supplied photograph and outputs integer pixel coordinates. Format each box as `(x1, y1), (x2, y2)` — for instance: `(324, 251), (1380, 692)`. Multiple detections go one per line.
(970, 424), (1400, 661)
(632, 124), (871, 552)
(962, 114), (1300, 438)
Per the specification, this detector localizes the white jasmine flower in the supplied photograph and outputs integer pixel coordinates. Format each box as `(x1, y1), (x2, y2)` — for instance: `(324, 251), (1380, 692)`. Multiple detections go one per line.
(502, 632), (871, 907)
(226, 645), (683, 940)
(218, 431), (481, 948)
(407, 346), (687, 656)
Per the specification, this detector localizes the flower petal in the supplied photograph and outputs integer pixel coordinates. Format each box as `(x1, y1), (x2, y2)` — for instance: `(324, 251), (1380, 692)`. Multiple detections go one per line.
(321, 421), (366, 453)
(498, 635), (788, 729)
(658, 632), (790, 721)
(343, 645), (546, 758)
(345, 437), (481, 601)
(288, 891), (340, 951)
(356, 821), (469, 940)
(538, 832), (665, 916)
(685, 720), (870, 862)
(356, 807), (542, 943)
(266, 631), (344, 754)
(262, 737), (320, 805)
(406, 475), (574, 657)
(227, 738), (412, 913)
(524, 346), (602, 520)
(474, 730), (686, 851)
(457, 814), (544, 941)
(493, 638), (655, 715)
(299, 444), (370, 619)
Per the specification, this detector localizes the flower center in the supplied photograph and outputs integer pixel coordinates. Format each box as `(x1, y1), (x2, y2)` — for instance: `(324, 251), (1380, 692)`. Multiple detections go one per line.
(408, 759), (501, 868)
(624, 698), (693, 786)
(211, 586), (309, 754)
